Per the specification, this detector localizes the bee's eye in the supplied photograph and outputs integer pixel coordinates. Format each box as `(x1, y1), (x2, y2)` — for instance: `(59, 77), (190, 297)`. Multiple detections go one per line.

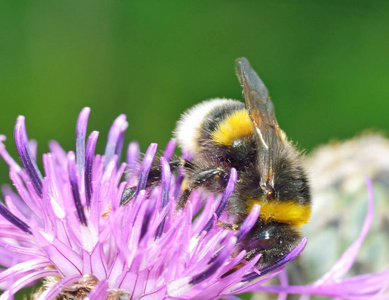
(249, 236), (276, 250)
(255, 237), (276, 250)
(249, 230), (277, 250)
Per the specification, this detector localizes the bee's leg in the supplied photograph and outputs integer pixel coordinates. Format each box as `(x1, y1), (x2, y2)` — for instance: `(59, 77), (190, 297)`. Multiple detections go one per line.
(221, 262), (245, 278)
(120, 159), (181, 206)
(217, 221), (239, 232)
(176, 168), (227, 210)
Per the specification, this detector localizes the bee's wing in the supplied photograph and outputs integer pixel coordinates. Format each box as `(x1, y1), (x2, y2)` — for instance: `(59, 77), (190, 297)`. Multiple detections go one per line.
(235, 57), (283, 189)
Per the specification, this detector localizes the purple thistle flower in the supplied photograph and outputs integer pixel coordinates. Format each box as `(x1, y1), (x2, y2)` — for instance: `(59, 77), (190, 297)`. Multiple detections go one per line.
(0, 109), (305, 299)
(0, 108), (387, 299)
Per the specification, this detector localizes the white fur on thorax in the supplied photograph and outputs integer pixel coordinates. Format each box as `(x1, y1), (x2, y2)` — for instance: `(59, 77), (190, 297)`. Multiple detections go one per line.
(174, 98), (239, 156)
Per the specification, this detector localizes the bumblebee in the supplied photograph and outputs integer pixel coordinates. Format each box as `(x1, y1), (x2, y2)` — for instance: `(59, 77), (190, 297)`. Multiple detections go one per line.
(121, 58), (311, 266)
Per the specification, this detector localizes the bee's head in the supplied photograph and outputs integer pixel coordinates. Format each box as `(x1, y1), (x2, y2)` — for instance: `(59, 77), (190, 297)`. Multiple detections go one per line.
(238, 220), (302, 267)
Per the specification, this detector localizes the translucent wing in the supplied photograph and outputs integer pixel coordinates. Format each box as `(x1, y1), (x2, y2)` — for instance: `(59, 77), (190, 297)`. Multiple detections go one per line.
(235, 57), (284, 191)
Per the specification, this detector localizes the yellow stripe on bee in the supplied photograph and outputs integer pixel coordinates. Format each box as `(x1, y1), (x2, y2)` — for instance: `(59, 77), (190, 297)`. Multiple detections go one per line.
(247, 199), (311, 227)
(211, 110), (254, 145)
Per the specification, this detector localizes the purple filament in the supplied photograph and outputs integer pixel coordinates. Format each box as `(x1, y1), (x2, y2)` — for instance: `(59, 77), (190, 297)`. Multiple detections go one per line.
(67, 151), (87, 226)
(14, 116), (43, 197)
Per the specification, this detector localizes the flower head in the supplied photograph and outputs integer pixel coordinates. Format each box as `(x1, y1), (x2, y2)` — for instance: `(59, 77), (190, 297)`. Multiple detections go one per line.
(0, 109), (388, 299)
(0, 108), (305, 299)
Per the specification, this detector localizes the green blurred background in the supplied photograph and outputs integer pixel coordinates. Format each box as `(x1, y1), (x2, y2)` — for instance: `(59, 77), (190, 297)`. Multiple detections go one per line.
(1, 1), (389, 161)
(0, 1), (388, 298)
